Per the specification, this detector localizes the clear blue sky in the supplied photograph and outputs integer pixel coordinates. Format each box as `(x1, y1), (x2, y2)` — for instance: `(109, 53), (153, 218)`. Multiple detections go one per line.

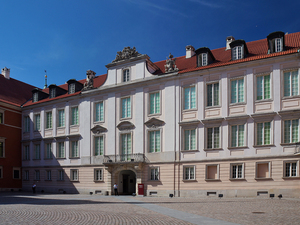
(1, 0), (300, 88)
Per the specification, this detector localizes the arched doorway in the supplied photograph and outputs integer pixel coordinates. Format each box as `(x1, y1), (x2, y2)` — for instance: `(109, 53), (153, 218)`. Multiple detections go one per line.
(119, 170), (136, 195)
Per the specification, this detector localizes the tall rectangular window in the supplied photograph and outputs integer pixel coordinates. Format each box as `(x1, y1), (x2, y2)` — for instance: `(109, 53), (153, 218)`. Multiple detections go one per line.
(231, 78), (244, 103)
(121, 133), (131, 160)
(57, 142), (65, 158)
(13, 168), (20, 179)
(34, 144), (40, 160)
(0, 112), (3, 124)
(232, 46), (243, 60)
(207, 83), (219, 107)
(69, 83), (76, 94)
(71, 107), (79, 125)
(257, 75), (271, 100)
(70, 169), (79, 181)
(150, 167), (159, 181)
(275, 38), (282, 52)
(95, 102), (104, 122)
(94, 169), (103, 181)
(149, 92), (160, 114)
(121, 97), (131, 118)
(0, 141), (4, 157)
(24, 116), (30, 132)
(184, 86), (196, 110)
(256, 122), (271, 145)
(94, 136), (104, 156)
(202, 53), (208, 66)
(123, 69), (130, 82)
(284, 119), (299, 143)
(231, 125), (245, 147)
(46, 112), (52, 129)
(46, 170), (52, 181)
(231, 164), (243, 179)
(184, 129), (196, 150)
(184, 166), (195, 180)
(58, 170), (64, 181)
(24, 145), (30, 160)
(34, 114), (40, 131)
(24, 170), (29, 180)
(149, 130), (161, 153)
(207, 127), (220, 149)
(284, 70), (298, 97)
(58, 109), (65, 127)
(45, 143), (52, 159)
(70, 141), (79, 158)
(35, 170), (40, 181)
(285, 162), (297, 177)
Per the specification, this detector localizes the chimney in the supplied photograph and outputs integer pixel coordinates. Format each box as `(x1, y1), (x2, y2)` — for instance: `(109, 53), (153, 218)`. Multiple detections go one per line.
(1, 67), (10, 79)
(186, 45), (195, 58)
(226, 36), (235, 50)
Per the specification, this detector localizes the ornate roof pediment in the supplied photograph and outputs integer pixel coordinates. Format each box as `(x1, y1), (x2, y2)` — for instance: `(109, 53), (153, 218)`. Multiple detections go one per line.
(117, 121), (135, 131)
(112, 47), (141, 63)
(144, 118), (165, 128)
(91, 125), (107, 134)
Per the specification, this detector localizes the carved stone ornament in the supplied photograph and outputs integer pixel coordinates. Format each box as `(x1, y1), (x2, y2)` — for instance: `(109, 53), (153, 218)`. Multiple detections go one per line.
(144, 118), (165, 128)
(117, 121), (135, 131)
(83, 70), (96, 90)
(112, 47), (141, 63)
(91, 125), (107, 134)
(165, 53), (178, 73)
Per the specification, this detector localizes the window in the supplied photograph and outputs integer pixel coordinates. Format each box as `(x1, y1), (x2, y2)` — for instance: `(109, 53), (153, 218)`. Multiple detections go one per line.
(123, 69), (130, 82)
(58, 170), (64, 181)
(94, 169), (103, 181)
(207, 83), (219, 107)
(202, 53), (208, 66)
(0, 141), (4, 158)
(71, 107), (79, 125)
(23, 145), (30, 160)
(69, 83), (76, 94)
(94, 136), (104, 156)
(34, 144), (40, 160)
(150, 167), (159, 181)
(284, 119), (299, 143)
(24, 116), (30, 132)
(231, 78), (244, 103)
(232, 46), (243, 60)
(70, 141), (79, 158)
(13, 168), (20, 179)
(46, 170), (51, 181)
(231, 124), (245, 147)
(50, 88), (56, 98)
(206, 164), (219, 180)
(149, 130), (161, 153)
(0, 111), (3, 124)
(256, 162), (271, 179)
(275, 38), (282, 52)
(121, 97), (131, 118)
(46, 112), (52, 129)
(257, 74), (271, 100)
(24, 170), (29, 180)
(34, 114), (40, 131)
(57, 142), (65, 158)
(121, 133), (131, 161)
(184, 129), (196, 150)
(184, 86), (196, 110)
(184, 166), (195, 180)
(256, 122), (271, 145)
(284, 161), (298, 177)
(207, 127), (220, 149)
(70, 169), (79, 181)
(0, 166), (2, 179)
(95, 102), (104, 122)
(231, 163), (244, 179)
(35, 170), (40, 181)
(284, 70), (298, 97)
(58, 109), (65, 127)
(33, 92), (38, 102)
(45, 143), (52, 159)
(149, 92), (160, 115)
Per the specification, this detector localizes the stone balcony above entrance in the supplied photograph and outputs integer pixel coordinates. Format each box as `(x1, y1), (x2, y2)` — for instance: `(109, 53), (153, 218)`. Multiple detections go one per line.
(103, 153), (146, 165)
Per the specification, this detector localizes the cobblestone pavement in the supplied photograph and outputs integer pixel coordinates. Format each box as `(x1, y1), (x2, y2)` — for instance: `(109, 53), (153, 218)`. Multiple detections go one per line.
(0, 192), (299, 225)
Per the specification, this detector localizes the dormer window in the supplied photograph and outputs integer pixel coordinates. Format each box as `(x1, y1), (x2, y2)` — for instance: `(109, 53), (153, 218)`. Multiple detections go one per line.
(275, 38), (282, 52)
(67, 79), (84, 94)
(33, 92), (38, 102)
(123, 69), (130, 82)
(230, 40), (248, 61)
(50, 88), (56, 98)
(267, 31), (285, 54)
(69, 83), (75, 94)
(195, 47), (215, 67)
(31, 88), (49, 103)
(232, 46), (243, 60)
(201, 53), (208, 66)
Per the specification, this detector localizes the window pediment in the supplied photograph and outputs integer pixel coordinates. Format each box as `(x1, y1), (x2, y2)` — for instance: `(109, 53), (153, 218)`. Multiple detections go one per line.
(91, 125), (107, 134)
(117, 121), (135, 130)
(179, 119), (200, 126)
(145, 118), (165, 128)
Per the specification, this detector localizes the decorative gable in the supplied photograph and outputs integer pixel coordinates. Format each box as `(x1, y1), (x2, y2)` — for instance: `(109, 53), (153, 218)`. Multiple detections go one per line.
(144, 118), (165, 128)
(117, 121), (135, 130)
(91, 125), (107, 134)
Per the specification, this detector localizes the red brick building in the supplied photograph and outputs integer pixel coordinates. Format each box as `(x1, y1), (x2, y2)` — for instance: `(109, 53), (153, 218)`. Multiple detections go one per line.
(0, 68), (35, 191)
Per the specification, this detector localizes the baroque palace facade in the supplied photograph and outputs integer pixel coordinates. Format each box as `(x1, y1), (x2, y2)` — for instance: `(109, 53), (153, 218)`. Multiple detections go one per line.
(21, 31), (300, 197)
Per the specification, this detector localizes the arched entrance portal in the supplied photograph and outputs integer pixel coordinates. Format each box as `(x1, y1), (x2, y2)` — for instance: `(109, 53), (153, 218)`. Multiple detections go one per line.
(119, 170), (136, 195)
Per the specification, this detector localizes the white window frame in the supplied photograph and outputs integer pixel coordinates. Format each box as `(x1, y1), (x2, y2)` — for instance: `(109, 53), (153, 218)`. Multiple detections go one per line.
(13, 167), (21, 179)
(123, 68), (130, 82)
(283, 119), (299, 144)
(120, 132), (132, 161)
(94, 168), (103, 181)
(183, 166), (196, 180)
(256, 162), (271, 179)
(230, 124), (246, 148)
(148, 129), (161, 153)
(34, 113), (41, 131)
(230, 163), (244, 179)
(205, 164), (220, 180)
(33, 92), (38, 102)
(57, 142), (65, 159)
(57, 109), (65, 127)
(121, 96), (132, 119)
(50, 88), (56, 98)
(149, 167), (160, 181)
(232, 45), (243, 60)
(256, 73), (271, 101)
(45, 111), (52, 129)
(275, 38), (282, 52)
(94, 135), (105, 156)
(182, 128), (197, 151)
(70, 140), (79, 158)
(206, 126), (221, 149)
(149, 91), (161, 115)
(69, 83), (76, 94)
(254, 120), (273, 146)
(206, 82), (220, 107)
(202, 53), (208, 66)
(70, 169), (79, 181)
(283, 161), (299, 178)
(70, 106), (79, 126)
(183, 85), (197, 110)
(230, 77), (245, 104)
(95, 101), (104, 122)
(283, 70), (299, 97)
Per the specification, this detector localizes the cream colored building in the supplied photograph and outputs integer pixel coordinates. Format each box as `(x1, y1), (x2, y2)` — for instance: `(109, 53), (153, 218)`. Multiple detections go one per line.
(22, 32), (300, 197)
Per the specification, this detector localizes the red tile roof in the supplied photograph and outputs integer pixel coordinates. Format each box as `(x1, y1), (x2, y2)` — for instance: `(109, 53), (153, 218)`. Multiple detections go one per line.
(0, 76), (36, 106)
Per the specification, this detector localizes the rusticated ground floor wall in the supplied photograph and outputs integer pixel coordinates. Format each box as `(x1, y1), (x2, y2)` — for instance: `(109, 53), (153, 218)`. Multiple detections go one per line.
(22, 155), (300, 198)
